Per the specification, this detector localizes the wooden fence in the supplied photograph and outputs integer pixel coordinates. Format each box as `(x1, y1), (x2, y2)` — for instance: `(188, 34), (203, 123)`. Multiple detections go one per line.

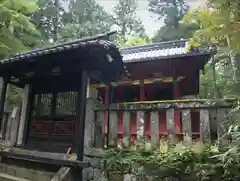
(93, 99), (237, 149)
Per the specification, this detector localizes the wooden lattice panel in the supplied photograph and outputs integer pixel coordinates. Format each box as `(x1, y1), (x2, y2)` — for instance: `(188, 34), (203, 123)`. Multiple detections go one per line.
(30, 120), (53, 136)
(53, 121), (75, 136)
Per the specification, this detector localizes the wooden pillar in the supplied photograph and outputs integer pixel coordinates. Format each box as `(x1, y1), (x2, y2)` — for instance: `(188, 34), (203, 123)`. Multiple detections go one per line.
(84, 79), (98, 148)
(74, 70), (88, 181)
(140, 79), (145, 101)
(21, 84), (33, 145)
(138, 79), (147, 142)
(17, 84), (30, 146)
(7, 107), (21, 147)
(104, 87), (109, 136)
(106, 85), (113, 146)
(173, 78), (181, 134)
(118, 86), (124, 138)
(0, 76), (9, 130)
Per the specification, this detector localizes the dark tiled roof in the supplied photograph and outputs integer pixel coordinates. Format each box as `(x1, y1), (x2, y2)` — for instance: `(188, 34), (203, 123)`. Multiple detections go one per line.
(120, 39), (213, 63)
(0, 31), (116, 64)
(0, 31), (124, 83)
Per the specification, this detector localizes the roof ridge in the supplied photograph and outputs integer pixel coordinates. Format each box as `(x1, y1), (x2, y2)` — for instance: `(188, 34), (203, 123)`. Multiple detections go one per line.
(120, 39), (188, 54)
(14, 31), (116, 57)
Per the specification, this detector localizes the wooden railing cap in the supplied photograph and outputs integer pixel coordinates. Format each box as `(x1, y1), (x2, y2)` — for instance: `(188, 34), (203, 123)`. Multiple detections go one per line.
(95, 98), (238, 111)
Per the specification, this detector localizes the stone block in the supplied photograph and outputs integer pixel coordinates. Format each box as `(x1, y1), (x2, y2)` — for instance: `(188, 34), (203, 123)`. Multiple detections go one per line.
(83, 167), (94, 180)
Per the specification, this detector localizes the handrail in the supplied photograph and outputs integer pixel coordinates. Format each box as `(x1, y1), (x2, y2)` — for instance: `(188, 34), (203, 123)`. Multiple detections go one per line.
(95, 98), (238, 111)
(0, 151), (89, 168)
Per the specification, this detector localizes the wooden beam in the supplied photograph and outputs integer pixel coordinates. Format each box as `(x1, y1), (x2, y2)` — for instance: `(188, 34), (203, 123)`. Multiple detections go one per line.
(91, 76), (185, 88)
(95, 99), (237, 111)
(0, 151), (89, 168)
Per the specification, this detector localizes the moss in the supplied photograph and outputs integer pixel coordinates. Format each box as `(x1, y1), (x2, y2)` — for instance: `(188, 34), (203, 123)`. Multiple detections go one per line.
(95, 98), (238, 111)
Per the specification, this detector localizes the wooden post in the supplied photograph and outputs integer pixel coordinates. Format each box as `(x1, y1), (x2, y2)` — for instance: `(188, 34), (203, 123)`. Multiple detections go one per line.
(17, 84), (29, 146)
(21, 84), (33, 145)
(84, 80), (98, 148)
(106, 85), (113, 146)
(8, 107), (21, 147)
(74, 70), (88, 181)
(137, 79), (146, 147)
(104, 87), (109, 141)
(181, 110), (192, 146)
(166, 109), (176, 144)
(200, 109), (210, 144)
(173, 78), (181, 134)
(140, 79), (145, 101)
(1, 112), (9, 140)
(0, 76), (9, 131)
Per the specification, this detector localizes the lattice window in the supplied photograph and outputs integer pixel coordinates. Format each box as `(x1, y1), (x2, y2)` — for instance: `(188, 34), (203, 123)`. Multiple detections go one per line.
(32, 92), (78, 117)
(33, 94), (52, 116)
(56, 92), (77, 116)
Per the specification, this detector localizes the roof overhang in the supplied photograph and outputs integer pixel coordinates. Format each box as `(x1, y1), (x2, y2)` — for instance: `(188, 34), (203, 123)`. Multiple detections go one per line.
(0, 32), (124, 88)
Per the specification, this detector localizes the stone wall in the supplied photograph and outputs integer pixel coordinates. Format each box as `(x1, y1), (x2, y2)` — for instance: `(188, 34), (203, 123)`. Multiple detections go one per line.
(83, 148), (106, 181)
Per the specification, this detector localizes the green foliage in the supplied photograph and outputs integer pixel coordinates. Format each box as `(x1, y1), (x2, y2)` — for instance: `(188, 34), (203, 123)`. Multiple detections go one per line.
(117, 36), (151, 48)
(5, 85), (23, 112)
(0, 0), (40, 58)
(113, 0), (146, 41)
(32, 0), (67, 43)
(104, 143), (240, 181)
(152, 23), (199, 42)
(0, 0), (40, 110)
(149, 0), (189, 28)
(59, 0), (113, 42)
(181, 6), (240, 99)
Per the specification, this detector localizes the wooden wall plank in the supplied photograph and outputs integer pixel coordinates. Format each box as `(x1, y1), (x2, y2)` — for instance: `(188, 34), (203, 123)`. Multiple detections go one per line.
(166, 109), (176, 144)
(108, 111), (118, 147)
(136, 111), (145, 147)
(200, 109), (210, 144)
(150, 112), (159, 148)
(122, 111), (131, 148)
(95, 111), (105, 148)
(181, 109), (192, 146)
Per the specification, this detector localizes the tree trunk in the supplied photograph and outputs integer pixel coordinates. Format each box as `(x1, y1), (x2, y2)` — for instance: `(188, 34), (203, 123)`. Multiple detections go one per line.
(211, 60), (222, 98)
(226, 35), (238, 83)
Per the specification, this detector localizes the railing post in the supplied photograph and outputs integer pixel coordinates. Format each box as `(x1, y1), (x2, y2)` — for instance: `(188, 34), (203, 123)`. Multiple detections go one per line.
(1, 112), (9, 140)
(84, 84), (98, 148)
(217, 108), (229, 147)
(200, 109), (210, 144)
(5, 107), (21, 147)
(166, 108), (176, 145)
(182, 109), (192, 146)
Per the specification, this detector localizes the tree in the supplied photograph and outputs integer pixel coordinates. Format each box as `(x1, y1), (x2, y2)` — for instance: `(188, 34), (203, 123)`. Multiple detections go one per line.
(117, 36), (151, 48)
(152, 23), (198, 42)
(59, 0), (113, 42)
(0, 0), (40, 110)
(149, 0), (189, 28)
(182, 9), (240, 84)
(113, 0), (146, 41)
(0, 0), (40, 59)
(32, 0), (66, 43)
(181, 5), (240, 98)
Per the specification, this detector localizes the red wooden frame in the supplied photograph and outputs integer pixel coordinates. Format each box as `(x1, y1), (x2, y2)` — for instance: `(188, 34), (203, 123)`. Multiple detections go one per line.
(103, 79), (200, 141)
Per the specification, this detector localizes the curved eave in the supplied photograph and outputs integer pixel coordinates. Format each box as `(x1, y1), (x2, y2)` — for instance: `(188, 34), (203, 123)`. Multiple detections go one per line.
(0, 40), (124, 84)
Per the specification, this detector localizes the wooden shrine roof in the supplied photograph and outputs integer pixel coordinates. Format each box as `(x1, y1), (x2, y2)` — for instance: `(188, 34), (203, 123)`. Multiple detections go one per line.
(0, 32), (124, 86)
(120, 39), (214, 63)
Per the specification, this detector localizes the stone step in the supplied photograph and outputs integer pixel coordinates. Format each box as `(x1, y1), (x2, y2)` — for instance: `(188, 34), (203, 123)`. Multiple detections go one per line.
(0, 163), (55, 181)
(0, 173), (31, 181)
